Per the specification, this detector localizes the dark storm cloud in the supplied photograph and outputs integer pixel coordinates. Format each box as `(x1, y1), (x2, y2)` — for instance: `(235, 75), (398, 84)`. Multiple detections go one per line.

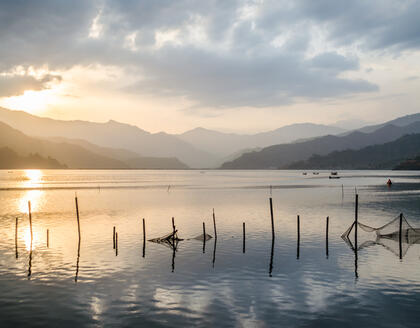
(0, 0), (418, 107)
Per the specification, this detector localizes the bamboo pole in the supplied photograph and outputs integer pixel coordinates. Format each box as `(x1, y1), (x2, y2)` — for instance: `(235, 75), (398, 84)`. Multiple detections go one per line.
(212, 209), (217, 239)
(269, 198), (275, 240)
(28, 201), (33, 248)
(202, 222), (206, 253)
(326, 216), (329, 258)
(399, 213), (403, 259)
(15, 218), (18, 259)
(113, 226), (116, 249)
(75, 196), (81, 243)
(47, 229), (49, 248)
(269, 238), (274, 277)
(142, 218), (146, 258)
(354, 194), (358, 250)
(297, 215), (300, 259)
(242, 222), (245, 253)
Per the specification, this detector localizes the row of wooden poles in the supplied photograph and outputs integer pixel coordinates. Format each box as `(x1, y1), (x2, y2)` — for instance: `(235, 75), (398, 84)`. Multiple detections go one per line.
(18, 195), (333, 278)
(16, 197), (82, 280)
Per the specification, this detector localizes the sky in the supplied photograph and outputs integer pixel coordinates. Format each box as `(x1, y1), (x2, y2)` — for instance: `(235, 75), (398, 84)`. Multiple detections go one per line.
(0, 0), (419, 133)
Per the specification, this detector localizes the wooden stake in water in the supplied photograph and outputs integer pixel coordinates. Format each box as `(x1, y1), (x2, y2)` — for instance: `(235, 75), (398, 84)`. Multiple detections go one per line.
(212, 209), (217, 239)
(47, 229), (49, 248)
(75, 235), (81, 283)
(202, 222), (206, 253)
(113, 226), (116, 249)
(142, 218), (146, 258)
(75, 196), (81, 243)
(15, 218), (18, 259)
(297, 215), (300, 259)
(212, 237), (217, 268)
(242, 222), (246, 253)
(269, 238), (274, 277)
(354, 194), (359, 279)
(399, 213), (403, 259)
(269, 198), (275, 240)
(28, 202), (33, 279)
(354, 194), (358, 251)
(326, 216), (329, 258)
(28, 201), (33, 248)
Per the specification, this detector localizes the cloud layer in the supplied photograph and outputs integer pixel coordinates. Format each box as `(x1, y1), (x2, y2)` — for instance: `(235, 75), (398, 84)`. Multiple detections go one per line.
(0, 0), (419, 109)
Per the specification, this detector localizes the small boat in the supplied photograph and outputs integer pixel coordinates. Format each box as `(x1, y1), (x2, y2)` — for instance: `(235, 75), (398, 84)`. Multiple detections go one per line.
(329, 176), (341, 179)
(302, 172), (307, 175)
(330, 171), (338, 176)
(312, 172), (319, 175)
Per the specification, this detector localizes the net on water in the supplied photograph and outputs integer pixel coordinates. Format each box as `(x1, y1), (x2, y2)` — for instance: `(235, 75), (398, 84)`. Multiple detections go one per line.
(342, 214), (420, 257)
(148, 230), (183, 250)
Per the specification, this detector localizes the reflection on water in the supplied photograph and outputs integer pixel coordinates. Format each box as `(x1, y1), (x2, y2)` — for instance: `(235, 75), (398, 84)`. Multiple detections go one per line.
(18, 190), (44, 213)
(0, 170), (419, 327)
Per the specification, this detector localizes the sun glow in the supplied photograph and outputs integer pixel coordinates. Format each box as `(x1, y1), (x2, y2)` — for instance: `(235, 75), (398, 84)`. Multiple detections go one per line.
(24, 170), (43, 185)
(0, 89), (55, 114)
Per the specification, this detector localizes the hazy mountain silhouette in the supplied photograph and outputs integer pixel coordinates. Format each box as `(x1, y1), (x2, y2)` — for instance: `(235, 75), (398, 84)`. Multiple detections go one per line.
(49, 137), (188, 169)
(356, 113), (420, 134)
(286, 133), (420, 169)
(177, 124), (346, 158)
(0, 147), (66, 169)
(221, 121), (420, 169)
(0, 121), (187, 169)
(0, 107), (215, 168)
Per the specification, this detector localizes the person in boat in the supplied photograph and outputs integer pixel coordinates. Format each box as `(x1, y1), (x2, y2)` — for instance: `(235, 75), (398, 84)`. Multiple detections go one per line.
(387, 179), (392, 186)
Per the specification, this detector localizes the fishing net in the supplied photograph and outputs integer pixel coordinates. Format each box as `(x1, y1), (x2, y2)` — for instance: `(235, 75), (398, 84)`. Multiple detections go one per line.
(342, 214), (420, 257)
(192, 233), (213, 241)
(148, 230), (183, 249)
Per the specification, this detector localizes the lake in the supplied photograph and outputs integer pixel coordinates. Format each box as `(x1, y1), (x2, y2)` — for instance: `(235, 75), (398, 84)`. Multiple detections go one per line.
(0, 169), (419, 327)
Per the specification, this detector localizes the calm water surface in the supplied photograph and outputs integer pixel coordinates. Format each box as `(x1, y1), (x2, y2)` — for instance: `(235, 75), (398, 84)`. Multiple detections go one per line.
(0, 170), (419, 327)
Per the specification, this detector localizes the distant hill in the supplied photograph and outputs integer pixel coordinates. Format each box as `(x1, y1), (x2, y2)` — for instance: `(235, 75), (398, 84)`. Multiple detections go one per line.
(221, 121), (420, 169)
(286, 134), (420, 169)
(0, 107), (214, 168)
(394, 156), (420, 170)
(177, 124), (346, 158)
(357, 113), (420, 134)
(0, 147), (66, 169)
(49, 137), (188, 169)
(0, 121), (187, 169)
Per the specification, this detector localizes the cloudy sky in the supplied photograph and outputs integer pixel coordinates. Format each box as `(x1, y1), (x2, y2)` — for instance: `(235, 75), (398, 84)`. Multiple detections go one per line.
(0, 0), (419, 133)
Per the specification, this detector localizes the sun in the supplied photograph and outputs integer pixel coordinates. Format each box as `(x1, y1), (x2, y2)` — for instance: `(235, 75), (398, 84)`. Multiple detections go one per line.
(0, 89), (54, 114)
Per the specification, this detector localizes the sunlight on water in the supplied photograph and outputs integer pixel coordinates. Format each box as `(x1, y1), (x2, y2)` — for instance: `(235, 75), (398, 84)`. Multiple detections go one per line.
(18, 190), (44, 213)
(22, 227), (35, 251)
(17, 170), (45, 213)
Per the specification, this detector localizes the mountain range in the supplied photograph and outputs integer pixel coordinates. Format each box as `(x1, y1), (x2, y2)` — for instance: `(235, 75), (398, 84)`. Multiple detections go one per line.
(286, 133), (420, 169)
(0, 107), (213, 168)
(177, 124), (346, 159)
(0, 121), (187, 169)
(0, 107), (346, 168)
(221, 120), (420, 169)
(1, 106), (420, 170)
